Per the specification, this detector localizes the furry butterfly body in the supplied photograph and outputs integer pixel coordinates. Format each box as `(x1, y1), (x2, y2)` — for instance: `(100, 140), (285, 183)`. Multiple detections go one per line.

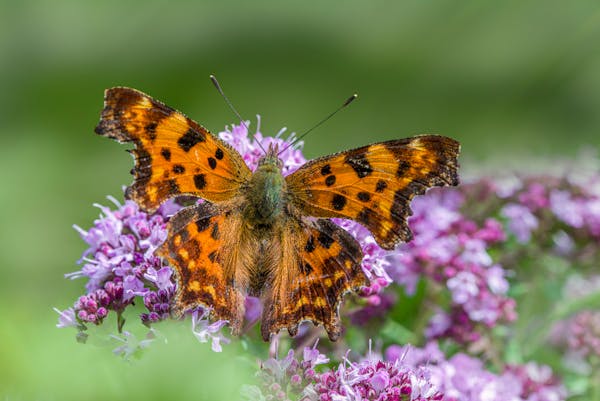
(95, 87), (460, 341)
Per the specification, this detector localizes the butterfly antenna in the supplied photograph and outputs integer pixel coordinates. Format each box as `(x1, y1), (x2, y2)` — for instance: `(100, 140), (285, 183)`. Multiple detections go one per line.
(210, 75), (267, 154)
(278, 93), (358, 156)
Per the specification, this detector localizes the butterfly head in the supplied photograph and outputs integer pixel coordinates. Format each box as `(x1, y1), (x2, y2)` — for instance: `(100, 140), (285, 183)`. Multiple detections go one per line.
(257, 142), (284, 170)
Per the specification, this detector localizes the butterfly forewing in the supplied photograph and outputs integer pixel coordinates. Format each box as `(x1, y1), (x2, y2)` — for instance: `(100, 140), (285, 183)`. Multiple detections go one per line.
(286, 136), (460, 250)
(95, 87), (252, 212)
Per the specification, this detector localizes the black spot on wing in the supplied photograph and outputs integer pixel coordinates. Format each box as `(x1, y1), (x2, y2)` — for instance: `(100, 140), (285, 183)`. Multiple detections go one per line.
(325, 175), (336, 186)
(208, 157), (217, 169)
(357, 207), (377, 229)
(166, 179), (179, 194)
(173, 164), (185, 174)
(317, 232), (335, 249)
(300, 262), (314, 275)
(178, 128), (206, 152)
(396, 161), (411, 177)
(344, 152), (373, 178)
(194, 174), (206, 190)
(176, 252), (192, 282)
(321, 164), (331, 176)
(161, 148), (171, 161)
(305, 236), (316, 253)
(145, 122), (158, 141)
(215, 148), (224, 160)
(331, 194), (347, 211)
(357, 192), (371, 202)
(196, 217), (211, 232)
(375, 180), (387, 193)
(197, 288), (215, 306)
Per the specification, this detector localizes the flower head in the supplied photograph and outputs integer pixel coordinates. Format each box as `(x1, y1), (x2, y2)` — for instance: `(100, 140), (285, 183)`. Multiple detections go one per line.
(385, 343), (566, 401)
(245, 345), (444, 401)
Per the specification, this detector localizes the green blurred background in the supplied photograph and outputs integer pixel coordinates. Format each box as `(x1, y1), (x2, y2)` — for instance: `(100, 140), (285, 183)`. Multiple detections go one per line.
(1, 1), (599, 400)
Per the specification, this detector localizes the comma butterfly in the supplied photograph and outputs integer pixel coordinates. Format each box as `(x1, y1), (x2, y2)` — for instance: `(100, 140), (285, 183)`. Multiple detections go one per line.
(95, 87), (460, 341)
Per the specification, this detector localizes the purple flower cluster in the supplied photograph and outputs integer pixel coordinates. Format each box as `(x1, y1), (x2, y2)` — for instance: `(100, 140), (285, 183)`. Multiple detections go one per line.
(565, 310), (600, 365)
(503, 363), (568, 401)
(308, 358), (443, 401)
(141, 267), (176, 325)
(367, 158), (600, 346)
(243, 346), (330, 401)
(334, 218), (395, 300)
(244, 345), (443, 401)
(553, 276), (600, 371)
(385, 343), (566, 401)
(490, 170), (600, 247)
(549, 188), (600, 239)
(384, 189), (515, 343)
(479, 171), (600, 372)
(248, 341), (567, 401)
(56, 195), (232, 350)
(63, 196), (178, 327)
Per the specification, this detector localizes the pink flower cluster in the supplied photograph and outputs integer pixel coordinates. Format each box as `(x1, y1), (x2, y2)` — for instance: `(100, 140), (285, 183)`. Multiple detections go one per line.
(387, 189), (516, 343)
(244, 345), (443, 401)
(56, 196), (232, 351)
(63, 197), (178, 327)
(247, 342), (566, 401)
(385, 343), (566, 401)
(566, 310), (600, 362)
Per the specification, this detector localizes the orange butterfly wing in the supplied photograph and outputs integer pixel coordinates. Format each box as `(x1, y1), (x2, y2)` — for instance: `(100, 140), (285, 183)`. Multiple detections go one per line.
(261, 219), (367, 341)
(157, 203), (247, 334)
(95, 87), (251, 212)
(286, 136), (460, 250)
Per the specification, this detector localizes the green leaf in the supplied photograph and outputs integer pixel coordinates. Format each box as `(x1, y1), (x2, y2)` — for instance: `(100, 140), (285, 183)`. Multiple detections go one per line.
(380, 320), (417, 344)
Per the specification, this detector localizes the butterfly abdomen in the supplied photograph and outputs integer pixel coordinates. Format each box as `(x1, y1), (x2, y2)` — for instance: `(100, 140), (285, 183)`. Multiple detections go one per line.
(244, 162), (287, 227)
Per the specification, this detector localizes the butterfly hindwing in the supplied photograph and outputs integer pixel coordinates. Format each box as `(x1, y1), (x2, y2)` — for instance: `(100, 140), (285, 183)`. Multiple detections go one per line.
(286, 136), (460, 250)
(95, 87), (252, 212)
(261, 218), (367, 341)
(157, 202), (247, 334)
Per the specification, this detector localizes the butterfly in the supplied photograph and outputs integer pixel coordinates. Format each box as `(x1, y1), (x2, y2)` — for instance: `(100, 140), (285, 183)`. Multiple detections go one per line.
(95, 87), (460, 341)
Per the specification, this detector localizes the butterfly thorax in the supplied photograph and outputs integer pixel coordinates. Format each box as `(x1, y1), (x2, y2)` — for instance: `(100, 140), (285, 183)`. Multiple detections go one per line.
(244, 148), (286, 228)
